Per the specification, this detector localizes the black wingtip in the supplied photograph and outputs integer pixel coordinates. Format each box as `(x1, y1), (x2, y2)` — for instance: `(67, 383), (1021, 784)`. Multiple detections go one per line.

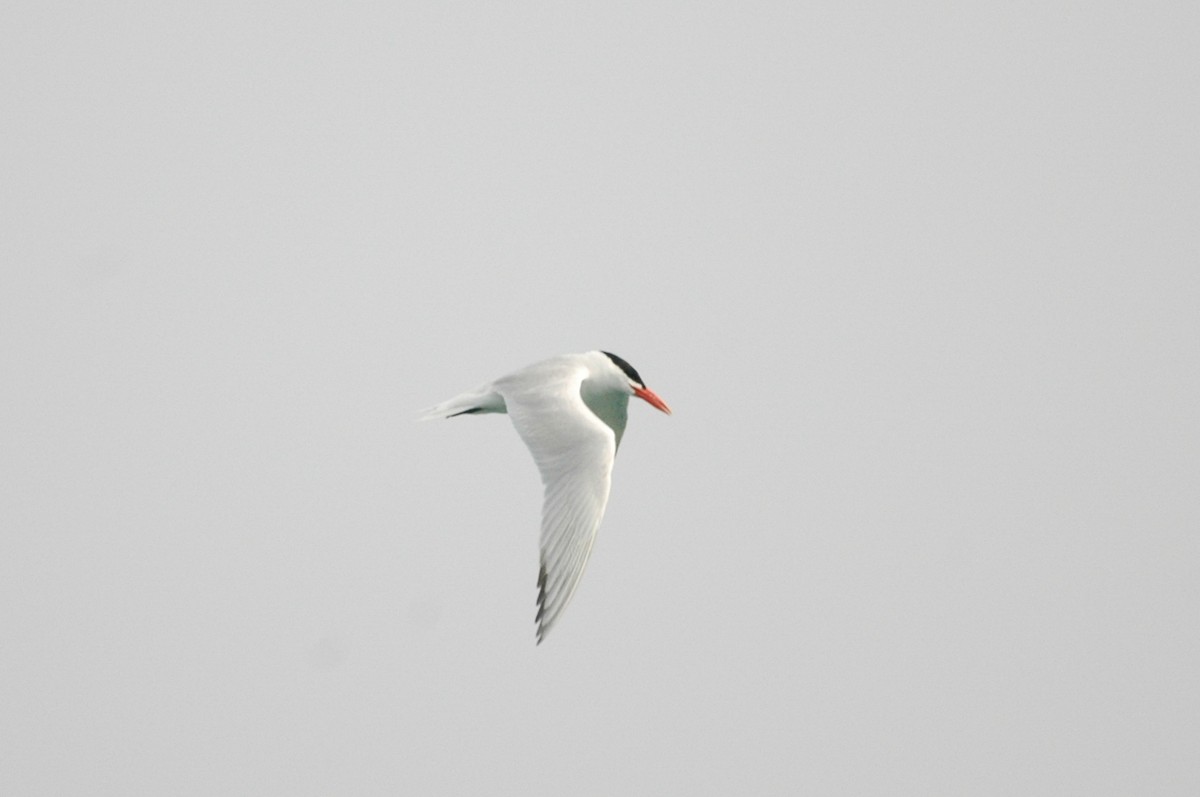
(535, 563), (548, 645)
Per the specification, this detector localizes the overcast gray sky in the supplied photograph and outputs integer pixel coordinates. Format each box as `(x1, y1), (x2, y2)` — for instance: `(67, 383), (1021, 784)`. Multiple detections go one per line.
(2, 2), (1197, 795)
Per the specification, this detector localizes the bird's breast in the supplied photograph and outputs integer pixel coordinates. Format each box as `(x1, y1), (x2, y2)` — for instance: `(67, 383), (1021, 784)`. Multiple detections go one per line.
(578, 381), (630, 450)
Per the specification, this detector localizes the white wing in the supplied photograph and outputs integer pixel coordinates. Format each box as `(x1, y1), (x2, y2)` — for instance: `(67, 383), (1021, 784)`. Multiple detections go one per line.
(496, 360), (616, 643)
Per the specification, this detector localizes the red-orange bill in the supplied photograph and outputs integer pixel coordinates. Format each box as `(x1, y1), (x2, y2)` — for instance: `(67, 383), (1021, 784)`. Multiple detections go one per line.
(633, 386), (672, 415)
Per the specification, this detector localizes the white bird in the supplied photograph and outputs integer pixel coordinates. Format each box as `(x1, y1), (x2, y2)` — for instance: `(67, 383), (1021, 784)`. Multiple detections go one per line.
(421, 351), (671, 643)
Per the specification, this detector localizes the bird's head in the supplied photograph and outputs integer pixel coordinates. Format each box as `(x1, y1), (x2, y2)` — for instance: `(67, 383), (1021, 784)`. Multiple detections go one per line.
(600, 351), (672, 415)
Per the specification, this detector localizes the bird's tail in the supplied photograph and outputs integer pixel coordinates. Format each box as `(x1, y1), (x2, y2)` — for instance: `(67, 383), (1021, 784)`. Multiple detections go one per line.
(418, 386), (507, 420)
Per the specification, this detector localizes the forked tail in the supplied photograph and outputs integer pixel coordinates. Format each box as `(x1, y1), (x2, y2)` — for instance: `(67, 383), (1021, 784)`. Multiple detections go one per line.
(418, 387), (507, 420)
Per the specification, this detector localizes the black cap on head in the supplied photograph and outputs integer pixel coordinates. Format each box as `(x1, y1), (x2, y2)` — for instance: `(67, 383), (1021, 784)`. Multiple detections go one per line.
(601, 351), (645, 387)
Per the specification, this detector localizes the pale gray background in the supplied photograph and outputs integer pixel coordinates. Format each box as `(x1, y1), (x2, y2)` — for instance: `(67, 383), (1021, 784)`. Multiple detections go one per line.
(2, 2), (1197, 795)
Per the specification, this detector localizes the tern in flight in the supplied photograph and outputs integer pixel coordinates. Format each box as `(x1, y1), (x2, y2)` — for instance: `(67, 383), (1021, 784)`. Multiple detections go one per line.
(422, 351), (671, 643)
